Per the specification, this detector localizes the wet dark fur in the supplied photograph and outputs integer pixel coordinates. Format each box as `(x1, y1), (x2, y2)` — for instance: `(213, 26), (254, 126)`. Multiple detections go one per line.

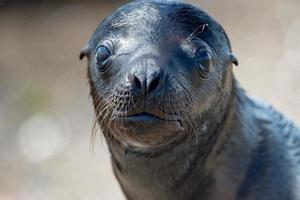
(81, 1), (300, 199)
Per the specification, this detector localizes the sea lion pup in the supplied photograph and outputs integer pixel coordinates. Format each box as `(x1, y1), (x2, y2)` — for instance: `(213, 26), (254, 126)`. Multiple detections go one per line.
(80, 1), (300, 199)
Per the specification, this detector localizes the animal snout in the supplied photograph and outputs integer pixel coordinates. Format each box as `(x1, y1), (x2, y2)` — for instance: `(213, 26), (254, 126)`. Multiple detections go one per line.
(127, 67), (165, 95)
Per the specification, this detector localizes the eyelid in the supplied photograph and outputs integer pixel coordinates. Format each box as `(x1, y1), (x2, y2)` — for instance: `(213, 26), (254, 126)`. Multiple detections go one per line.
(196, 49), (211, 57)
(97, 39), (114, 54)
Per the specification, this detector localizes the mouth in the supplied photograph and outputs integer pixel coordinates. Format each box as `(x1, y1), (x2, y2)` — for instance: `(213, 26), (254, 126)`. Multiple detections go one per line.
(121, 112), (175, 123)
(111, 112), (184, 135)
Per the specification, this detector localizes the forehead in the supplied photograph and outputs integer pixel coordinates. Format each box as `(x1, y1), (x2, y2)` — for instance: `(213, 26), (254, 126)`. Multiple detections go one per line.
(101, 2), (208, 41)
(111, 2), (161, 28)
(104, 3), (172, 42)
(87, 1), (231, 54)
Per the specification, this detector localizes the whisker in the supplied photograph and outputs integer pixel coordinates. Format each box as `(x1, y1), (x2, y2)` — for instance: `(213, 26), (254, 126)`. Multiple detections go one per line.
(90, 96), (115, 151)
(186, 23), (208, 42)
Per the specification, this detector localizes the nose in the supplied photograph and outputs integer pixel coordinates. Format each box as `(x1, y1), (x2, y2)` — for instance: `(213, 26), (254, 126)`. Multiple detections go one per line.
(127, 67), (164, 94)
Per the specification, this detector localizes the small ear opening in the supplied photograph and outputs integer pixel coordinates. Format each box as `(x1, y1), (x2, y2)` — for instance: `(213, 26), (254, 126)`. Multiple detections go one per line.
(79, 45), (90, 60)
(229, 53), (239, 66)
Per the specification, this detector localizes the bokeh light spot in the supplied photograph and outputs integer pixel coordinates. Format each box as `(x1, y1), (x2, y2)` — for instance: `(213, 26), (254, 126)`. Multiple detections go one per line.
(17, 111), (71, 163)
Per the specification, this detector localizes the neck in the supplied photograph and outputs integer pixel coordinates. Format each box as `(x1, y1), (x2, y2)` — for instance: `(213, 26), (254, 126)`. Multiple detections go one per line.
(107, 83), (259, 200)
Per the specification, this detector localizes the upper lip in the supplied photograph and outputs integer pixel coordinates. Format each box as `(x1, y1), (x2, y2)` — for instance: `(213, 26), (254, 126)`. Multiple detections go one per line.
(112, 111), (181, 122)
(121, 112), (167, 121)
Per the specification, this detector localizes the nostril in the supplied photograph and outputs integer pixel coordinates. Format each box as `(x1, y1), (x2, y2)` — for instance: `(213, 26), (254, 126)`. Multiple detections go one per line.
(128, 70), (164, 94)
(147, 75), (160, 93)
(133, 75), (142, 90)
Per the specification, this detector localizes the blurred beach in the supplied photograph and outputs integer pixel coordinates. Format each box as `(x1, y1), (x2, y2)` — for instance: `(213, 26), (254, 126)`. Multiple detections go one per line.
(0, 0), (299, 199)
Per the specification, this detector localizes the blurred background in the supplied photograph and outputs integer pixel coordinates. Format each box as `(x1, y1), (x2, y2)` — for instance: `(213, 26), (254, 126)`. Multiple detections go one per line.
(0, 0), (299, 199)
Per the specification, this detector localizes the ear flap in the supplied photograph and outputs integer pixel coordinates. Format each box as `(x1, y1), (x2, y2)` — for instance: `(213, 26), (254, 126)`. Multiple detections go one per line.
(229, 53), (238, 66)
(79, 44), (90, 60)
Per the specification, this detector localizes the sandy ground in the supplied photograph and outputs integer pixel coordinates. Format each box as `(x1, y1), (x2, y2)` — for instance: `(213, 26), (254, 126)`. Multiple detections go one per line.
(0, 0), (299, 199)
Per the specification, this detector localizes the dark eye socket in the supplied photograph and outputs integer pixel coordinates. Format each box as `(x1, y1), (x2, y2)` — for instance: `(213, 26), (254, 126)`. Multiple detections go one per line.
(95, 45), (111, 73)
(195, 50), (212, 79)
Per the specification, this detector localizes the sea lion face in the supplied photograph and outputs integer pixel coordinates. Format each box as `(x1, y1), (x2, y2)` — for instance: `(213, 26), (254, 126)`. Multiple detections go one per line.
(81, 1), (236, 148)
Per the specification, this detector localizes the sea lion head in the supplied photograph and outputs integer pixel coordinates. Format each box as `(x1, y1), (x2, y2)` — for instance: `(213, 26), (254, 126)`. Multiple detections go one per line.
(80, 0), (238, 149)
